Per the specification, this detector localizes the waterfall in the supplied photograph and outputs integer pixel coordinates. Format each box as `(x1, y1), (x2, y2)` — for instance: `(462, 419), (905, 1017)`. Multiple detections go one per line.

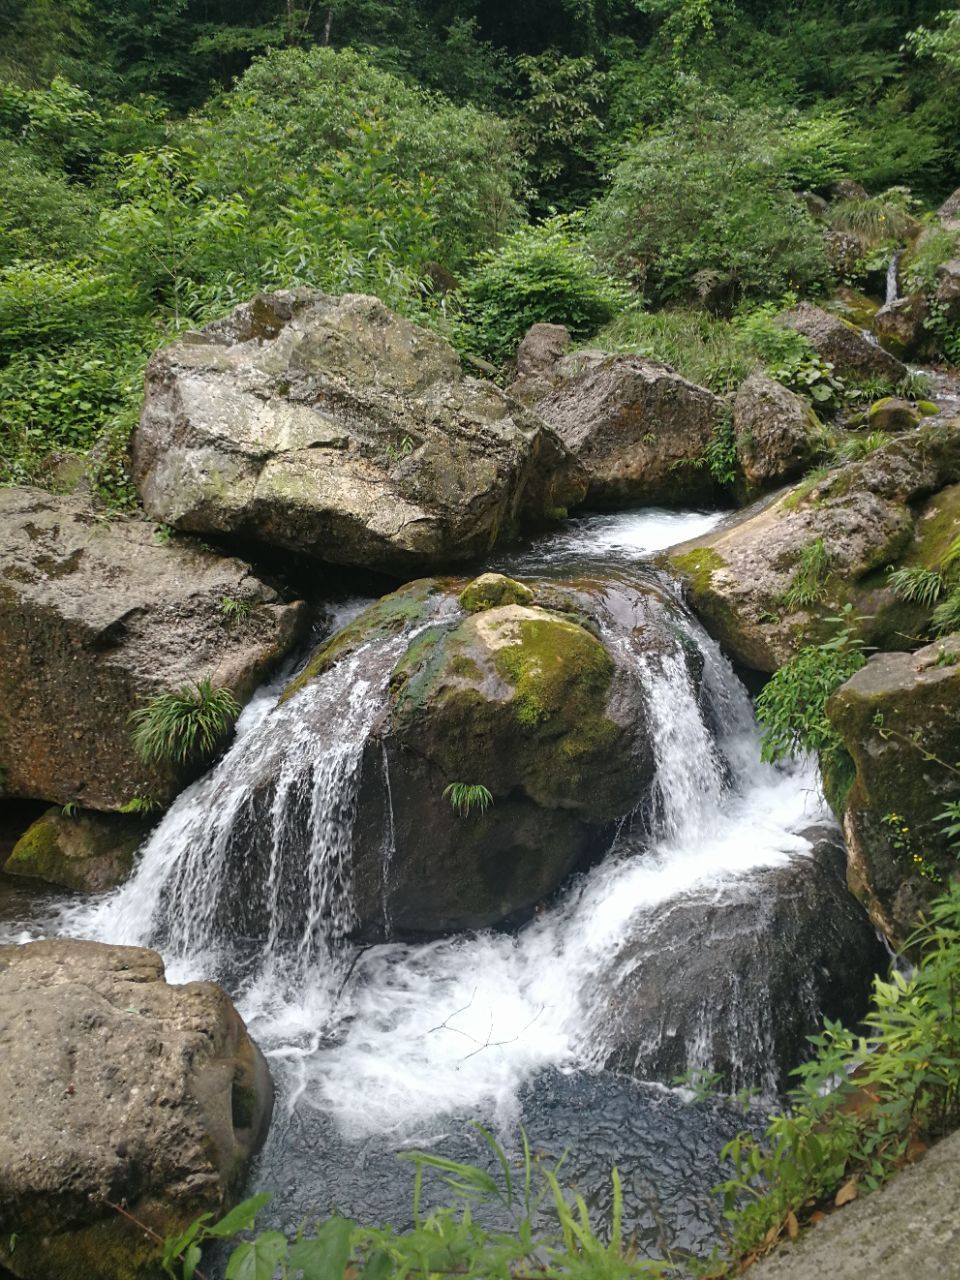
(886, 250), (903, 305)
(62, 570), (829, 1136)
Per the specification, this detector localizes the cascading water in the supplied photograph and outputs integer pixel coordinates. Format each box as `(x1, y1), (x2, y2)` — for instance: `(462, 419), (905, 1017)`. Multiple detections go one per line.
(8, 508), (878, 1260)
(886, 249), (903, 305)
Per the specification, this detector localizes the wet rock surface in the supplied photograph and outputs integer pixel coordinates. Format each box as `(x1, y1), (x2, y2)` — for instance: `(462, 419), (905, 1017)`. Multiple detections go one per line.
(133, 291), (584, 574)
(597, 830), (886, 1092)
(0, 939), (272, 1280)
(0, 487), (307, 811)
(4, 806), (152, 892)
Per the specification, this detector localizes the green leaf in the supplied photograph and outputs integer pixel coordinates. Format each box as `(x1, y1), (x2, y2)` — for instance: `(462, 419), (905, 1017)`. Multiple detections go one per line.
(225, 1231), (288, 1280)
(208, 1193), (273, 1239)
(358, 1250), (394, 1280)
(288, 1216), (354, 1279)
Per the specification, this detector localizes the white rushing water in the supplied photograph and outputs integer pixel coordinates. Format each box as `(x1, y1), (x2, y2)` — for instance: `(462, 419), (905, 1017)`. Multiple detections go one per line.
(57, 509), (825, 1139)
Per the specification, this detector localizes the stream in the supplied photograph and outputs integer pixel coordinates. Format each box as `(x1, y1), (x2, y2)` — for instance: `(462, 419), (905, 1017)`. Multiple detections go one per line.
(0, 507), (872, 1265)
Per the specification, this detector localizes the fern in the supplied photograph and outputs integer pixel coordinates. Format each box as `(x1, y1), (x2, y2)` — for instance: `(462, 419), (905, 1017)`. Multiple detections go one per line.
(130, 678), (240, 767)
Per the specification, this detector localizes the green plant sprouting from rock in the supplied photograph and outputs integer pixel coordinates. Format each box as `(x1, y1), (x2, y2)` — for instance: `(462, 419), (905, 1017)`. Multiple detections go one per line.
(780, 537), (831, 610)
(130, 678), (240, 767)
(442, 782), (494, 819)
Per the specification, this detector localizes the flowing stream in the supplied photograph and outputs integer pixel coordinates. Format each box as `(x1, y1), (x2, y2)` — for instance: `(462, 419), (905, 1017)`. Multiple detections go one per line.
(1, 507), (858, 1260)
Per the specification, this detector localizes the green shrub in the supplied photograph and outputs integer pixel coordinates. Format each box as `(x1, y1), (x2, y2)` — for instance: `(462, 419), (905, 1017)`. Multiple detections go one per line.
(130, 678), (240, 768)
(588, 91), (831, 306)
(458, 214), (626, 364)
(756, 614), (866, 764)
(719, 882), (960, 1256)
(442, 782), (494, 818)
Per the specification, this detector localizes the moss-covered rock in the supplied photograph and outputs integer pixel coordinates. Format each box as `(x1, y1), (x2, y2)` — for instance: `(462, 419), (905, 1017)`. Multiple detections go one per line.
(458, 573), (534, 613)
(665, 421), (960, 671)
(826, 635), (960, 943)
(5, 807), (151, 891)
(867, 397), (921, 433)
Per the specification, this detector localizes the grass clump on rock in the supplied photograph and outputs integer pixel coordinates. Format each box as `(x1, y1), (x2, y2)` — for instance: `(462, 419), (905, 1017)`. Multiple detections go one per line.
(130, 677), (240, 767)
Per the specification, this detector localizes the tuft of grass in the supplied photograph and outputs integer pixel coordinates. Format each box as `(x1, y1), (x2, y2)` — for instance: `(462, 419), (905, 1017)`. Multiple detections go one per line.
(781, 536), (831, 609)
(442, 782), (494, 818)
(130, 677), (240, 767)
(221, 596), (256, 623)
(832, 430), (890, 463)
(887, 565), (947, 608)
(593, 305), (757, 394)
(932, 586), (960, 636)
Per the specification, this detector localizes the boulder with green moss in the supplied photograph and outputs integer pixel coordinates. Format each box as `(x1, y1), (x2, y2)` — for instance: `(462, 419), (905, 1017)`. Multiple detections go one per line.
(867, 397), (921, 433)
(825, 635), (960, 942)
(4, 807), (153, 892)
(536, 353), (725, 508)
(733, 373), (823, 498)
(0, 487), (307, 812)
(280, 574), (680, 935)
(0, 939), (272, 1280)
(873, 296), (927, 360)
(665, 422), (960, 671)
(133, 291), (585, 574)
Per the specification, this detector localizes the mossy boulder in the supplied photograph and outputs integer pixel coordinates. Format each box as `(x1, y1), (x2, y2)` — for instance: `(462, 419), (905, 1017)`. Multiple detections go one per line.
(867, 397), (921, 433)
(665, 421), (960, 671)
(458, 572), (535, 613)
(0, 488), (307, 812)
(826, 636), (960, 943)
(281, 573), (676, 936)
(133, 291), (585, 574)
(0, 940), (272, 1280)
(873, 296), (928, 361)
(779, 302), (907, 386)
(4, 807), (152, 891)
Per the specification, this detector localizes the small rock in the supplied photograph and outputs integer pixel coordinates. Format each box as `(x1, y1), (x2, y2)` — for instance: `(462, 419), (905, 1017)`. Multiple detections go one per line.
(867, 397), (921, 433)
(458, 573), (534, 612)
(4, 807), (153, 892)
(507, 323), (572, 405)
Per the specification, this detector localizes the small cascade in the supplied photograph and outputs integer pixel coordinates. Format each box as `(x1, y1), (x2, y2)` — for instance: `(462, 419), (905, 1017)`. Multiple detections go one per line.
(70, 619), (445, 988)
(886, 249), (903, 305)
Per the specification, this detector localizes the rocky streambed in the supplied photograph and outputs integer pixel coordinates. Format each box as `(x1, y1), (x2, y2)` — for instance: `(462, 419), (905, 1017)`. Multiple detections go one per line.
(2, 290), (959, 1279)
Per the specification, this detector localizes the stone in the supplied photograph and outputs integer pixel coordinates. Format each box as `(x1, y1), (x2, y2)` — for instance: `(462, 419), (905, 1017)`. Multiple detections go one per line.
(779, 303), (907, 386)
(826, 635), (960, 942)
(0, 487), (307, 811)
(507, 322), (572, 405)
(277, 574), (686, 936)
(733, 373), (822, 497)
(935, 258), (960, 326)
(536, 354), (725, 508)
(4, 807), (153, 892)
(872, 295), (927, 360)
(938, 186), (960, 231)
(866, 397), (921, 433)
(825, 179), (869, 203)
(751, 1120), (960, 1280)
(665, 422), (960, 671)
(0, 939), (272, 1280)
(831, 288), (879, 328)
(598, 831), (886, 1092)
(133, 291), (585, 574)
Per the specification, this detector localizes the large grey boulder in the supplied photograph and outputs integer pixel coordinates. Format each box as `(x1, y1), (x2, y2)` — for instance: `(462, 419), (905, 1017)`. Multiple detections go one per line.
(536, 354), (725, 508)
(132, 291), (585, 574)
(665, 422), (960, 671)
(827, 635), (960, 943)
(597, 832), (886, 1093)
(938, 186), (960, 231)
(733, 373), (822, 498)
(780, 303), (907, 386)
(0, 487), (307, 812)
(934, 259), (960, 326)
(0, 939), (272, 1280)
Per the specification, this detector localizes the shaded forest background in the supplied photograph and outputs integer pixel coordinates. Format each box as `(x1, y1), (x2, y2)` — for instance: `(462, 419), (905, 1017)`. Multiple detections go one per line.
(3, 0), (960, 499)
